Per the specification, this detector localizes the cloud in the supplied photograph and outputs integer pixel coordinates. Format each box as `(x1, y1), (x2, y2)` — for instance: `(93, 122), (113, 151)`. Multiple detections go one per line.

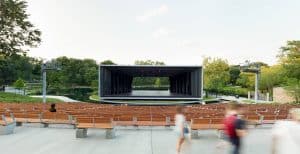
(136, 4), (168, 22)
(152, 27), (173, 39)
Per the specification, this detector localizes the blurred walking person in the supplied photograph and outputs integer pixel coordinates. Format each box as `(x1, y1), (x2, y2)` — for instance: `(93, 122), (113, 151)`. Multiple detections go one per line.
(271, 108), (300, 154)
(223, 102), (247, 154)
(175, 106), (189, 154)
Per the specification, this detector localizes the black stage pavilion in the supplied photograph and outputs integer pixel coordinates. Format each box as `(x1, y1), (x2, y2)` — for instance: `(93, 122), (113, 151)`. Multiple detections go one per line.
(99, 65), (203, 101)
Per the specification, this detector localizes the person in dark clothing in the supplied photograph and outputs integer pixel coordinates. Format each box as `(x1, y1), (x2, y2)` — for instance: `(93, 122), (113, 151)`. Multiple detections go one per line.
(49, 103), (57, 112)
(224, 102), (247, 154)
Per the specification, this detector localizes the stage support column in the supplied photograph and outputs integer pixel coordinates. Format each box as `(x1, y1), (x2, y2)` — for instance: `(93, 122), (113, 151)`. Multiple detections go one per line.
(98, 64), (101, 101)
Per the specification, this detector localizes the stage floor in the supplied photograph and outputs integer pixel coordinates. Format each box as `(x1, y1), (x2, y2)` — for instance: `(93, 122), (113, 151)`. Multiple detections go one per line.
(100, 100), (201, 105)
(101, 90), (200, 101)
(111, 90), (190, 97)
(132, 90), (172, 96)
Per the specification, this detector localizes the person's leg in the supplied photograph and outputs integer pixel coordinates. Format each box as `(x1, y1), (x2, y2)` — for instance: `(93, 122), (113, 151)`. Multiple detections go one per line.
(176, 137), (185, 154)
(232, 144), (239, 154)
(232, 139), (240, 154)
(230, 138), (240, 154)
(235, 139), (241, 154)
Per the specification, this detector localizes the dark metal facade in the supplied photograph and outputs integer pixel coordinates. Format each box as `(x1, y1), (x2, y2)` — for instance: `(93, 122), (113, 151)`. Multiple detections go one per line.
(99, 65), (202, 100)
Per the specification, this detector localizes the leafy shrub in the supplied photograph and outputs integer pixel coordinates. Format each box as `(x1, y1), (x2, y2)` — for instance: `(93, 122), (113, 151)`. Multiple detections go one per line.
(220, 86), (248, 97)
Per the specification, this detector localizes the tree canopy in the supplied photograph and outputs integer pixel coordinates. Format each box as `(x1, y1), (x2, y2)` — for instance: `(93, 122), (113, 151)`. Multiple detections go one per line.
(0, 0), (41, 56)
(259, 65), (283, 94)
(236, 72), (255, 89)
(277, 41), (300, 103)
(285, 78), (300, 103)
(47, 57), (98, 88)
(101, 60), (116, 65)
(278, 40), (300, 80)
(0, 54), (41, 85)
(229, 66), (240, 85)
(203, 57), (230, 96)
(13, 78), (25, 90)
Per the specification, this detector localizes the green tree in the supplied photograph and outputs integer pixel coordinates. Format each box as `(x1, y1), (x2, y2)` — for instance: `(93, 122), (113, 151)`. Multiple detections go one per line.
(154, 78), (161, 88)
(13, 78), (25, 90)
(101, 60), (116, 65)
(229, 66), (240, 85)
(249, 61), (269, 68)
(276, 40), (300, 103)
(285, 78), (300, 103)
(278, 40), (300, 80)
(0, 0), (41, 56)
(203, 57), (230, 96)
(46, 57), (98, 92)
(259, 65), (283, 95)
(0, 54), (41, 85)
(236, 72), (255, 89)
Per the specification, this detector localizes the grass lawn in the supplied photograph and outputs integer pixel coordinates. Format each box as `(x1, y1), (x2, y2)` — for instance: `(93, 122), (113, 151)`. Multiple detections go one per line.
(0, 92), (62, 103)
(89, 95), (100, 101)
(203, 96), (216, 100)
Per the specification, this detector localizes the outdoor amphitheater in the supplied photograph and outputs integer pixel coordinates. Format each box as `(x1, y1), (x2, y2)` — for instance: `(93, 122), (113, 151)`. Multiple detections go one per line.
(1, 1), (300, 154)
(0, 65), (299, 154)
(0, 102), (298, 154)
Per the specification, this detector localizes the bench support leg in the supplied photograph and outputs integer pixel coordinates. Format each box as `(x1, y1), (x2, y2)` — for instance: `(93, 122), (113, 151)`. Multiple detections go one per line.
(76, 128), (87, 138)
(42, 123), (49, 128)
(105, 128), (115, 139)
(191, 130), (199, 139)
(0, 123), (15, 135)
(16, 122), (22, 127)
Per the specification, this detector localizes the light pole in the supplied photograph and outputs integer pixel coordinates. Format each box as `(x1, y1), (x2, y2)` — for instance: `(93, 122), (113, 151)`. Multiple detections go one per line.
(41, 62), (60, 105)
(255, 72), (259, 103)
(42, 64), (47, 104)
(240, 62), (261, 103)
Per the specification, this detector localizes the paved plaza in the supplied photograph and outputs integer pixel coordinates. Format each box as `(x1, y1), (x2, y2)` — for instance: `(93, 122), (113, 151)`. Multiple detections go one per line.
(0, 125), (273, 154)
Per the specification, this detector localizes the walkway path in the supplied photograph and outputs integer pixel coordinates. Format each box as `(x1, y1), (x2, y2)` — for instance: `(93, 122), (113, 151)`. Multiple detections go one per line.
(0, 126), (272, 154)
(220, 95), (272, 103)
(30, 95), (80, 102)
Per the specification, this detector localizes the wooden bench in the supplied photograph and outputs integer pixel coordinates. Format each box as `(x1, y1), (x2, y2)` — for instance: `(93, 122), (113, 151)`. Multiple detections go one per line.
(114, 116), (136, 126)
(134, 116), (170, 126)
(11, 112), (44, 127)
(210, 118), (224, 129)
(41, 113), (74, 127)
(261, 115), (277, 124)
(190, 118), (211, 138)
(191, 118), (211, 130)
(246, 115), (262, 127)
(76, 117), (115, 139)
(276, 115), (288, 120)
(190, 118), (224, 138)
(152, 117), (171, 127)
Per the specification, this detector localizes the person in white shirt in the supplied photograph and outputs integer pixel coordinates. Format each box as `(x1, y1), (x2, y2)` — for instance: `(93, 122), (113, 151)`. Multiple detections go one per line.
(175, 106), (187, 154)
(272, 108), (300, 154)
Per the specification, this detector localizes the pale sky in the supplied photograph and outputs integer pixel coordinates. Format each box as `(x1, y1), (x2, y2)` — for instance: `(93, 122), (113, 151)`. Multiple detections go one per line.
(26, 0), (300, 65)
